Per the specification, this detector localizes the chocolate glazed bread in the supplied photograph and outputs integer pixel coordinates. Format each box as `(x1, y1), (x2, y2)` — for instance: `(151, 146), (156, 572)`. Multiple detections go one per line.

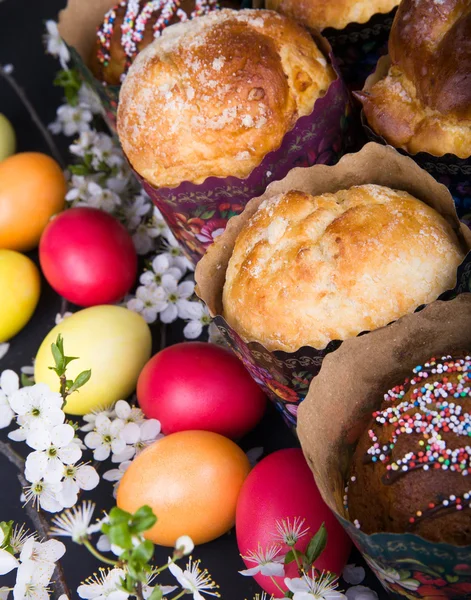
(348, 355), (471, 545)
(89, 0), (238, 85)
(355, 0), (471, 158)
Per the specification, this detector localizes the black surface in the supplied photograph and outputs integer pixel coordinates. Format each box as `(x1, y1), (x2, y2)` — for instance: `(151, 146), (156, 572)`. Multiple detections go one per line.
(0, 2), (386, 598)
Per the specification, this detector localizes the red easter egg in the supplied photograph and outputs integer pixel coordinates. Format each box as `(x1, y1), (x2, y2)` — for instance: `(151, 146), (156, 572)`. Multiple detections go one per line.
(39, 207), (137, 307)
(136, 342), (267, 439)
(236, 448), (351, 596)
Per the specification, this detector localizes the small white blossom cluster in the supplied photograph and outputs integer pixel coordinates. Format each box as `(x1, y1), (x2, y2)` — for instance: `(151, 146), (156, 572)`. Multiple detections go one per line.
(81, 401), (162, 497)
(0, 525), (66, 600)
(0, 371), (99, 512)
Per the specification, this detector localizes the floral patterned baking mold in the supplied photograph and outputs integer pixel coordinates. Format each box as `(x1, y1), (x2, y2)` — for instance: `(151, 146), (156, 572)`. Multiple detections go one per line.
(138, 68), (351, 265)
(322, 8), (397, 91)
(341, 523), (471, 600)
(296, 295), (471, 599)
(208, 253), (471, 433)
(361, 113), (471, 228)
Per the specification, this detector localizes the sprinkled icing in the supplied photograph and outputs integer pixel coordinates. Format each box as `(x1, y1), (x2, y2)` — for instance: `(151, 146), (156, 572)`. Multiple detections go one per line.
(347, 355), (471, 529)
(96, 0), (219, 78)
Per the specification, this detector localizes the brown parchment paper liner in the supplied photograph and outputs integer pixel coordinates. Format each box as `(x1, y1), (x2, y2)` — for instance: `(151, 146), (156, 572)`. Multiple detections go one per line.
(58, 0), (124, 133)
(359, 55), (471, 224)
(195, 143), (471, 432)
(297, 294), (471, 599)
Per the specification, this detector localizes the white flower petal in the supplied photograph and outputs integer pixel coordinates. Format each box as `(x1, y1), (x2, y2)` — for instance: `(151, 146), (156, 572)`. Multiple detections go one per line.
(25, 452), (48, 479)
(51, 424), (75, 448)
(114, 400), (131, 420)
(0, 549), (18, 575)
(183, 321), (203, 340)
(1, 370), (19, 396)
(343, 565), (366, 586)
(84, 432), (102, 449)
(345, 586), (378, 600)
(75, 465), (99, 490)
(238, 566), (260, 577)
(139, 419), (161, 441)
(58, 442), (82, 465)
(93, 445), (110, 461)
(260, 562), (285, 577)
(120, 422), (140, 444)
(111, 438), (126, 455)
(160, 304), (178, 324)
(25, 426), (52, 451)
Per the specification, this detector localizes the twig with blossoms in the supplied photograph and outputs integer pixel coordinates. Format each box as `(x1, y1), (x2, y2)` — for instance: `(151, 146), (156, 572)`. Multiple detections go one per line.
(50, 502), (219, 600)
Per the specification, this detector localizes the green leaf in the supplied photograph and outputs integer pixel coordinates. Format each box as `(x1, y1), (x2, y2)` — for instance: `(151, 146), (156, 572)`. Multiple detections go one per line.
(199, 210), (216, 220)
(108, 522), (133, 549)
(69, 164), (91, 176)
(68, 370), (92, 394)
(51, 342), (65, 373)
(20, 374), (34, 387)
(148, 587), (163, 600)
(284, 549), (304, 565)
(109, 507), (132, 524)
(305, 523), (327, 566)
(0, 521), (14, 549)
(132, 540), (154, 564)
(132, 506), (157, 533)
(64, 356), (79, 367)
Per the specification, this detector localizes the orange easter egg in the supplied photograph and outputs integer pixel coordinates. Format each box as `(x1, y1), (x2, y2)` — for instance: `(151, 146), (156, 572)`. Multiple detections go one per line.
(117, 430), (251, 546)
(0, 152), (66, 251)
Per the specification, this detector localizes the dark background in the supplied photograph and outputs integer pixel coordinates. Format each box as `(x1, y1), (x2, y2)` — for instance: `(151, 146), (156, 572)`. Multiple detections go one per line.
(0, 1), (385, 598)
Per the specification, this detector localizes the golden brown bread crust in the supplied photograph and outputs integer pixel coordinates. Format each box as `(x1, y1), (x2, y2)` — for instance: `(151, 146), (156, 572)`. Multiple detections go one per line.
(222, 185), (464, 352)
(348, 355), (471, 544)
(356, 0), (471, 158)
(89, 0), (239, 85)
(117, 9), (335, 187)
(265, 0), (400, 31)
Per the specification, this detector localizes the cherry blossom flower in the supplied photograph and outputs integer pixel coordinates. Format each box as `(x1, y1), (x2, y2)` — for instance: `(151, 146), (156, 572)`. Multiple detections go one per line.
(44, 20), (70, 68)
(69, 131), (99, 158)
(9, 525), (34, 555)
(284, 571), (346, 600)
(8, 384), (64, 441)
(140, 255), (182, 288)
(78, 84), (102, 115)
(81, 185), (121, 214)
(50, 501), (98, 543)
(25, 423), (81, 482)
(180, 302), (211, 340)
(168, 558), (219, 599)
(84, 414), (126, 461)
(0, 370), (19, 429)
(0, 542), (18, 575)
(175, 536), (194, 556)
(112, 419), (161, 463)
(77, 567), (129, 600)
(239, 545), (285, 578)
(122, 194), (151, 231)
(23, 477), (64, 513)
(49, 104), (93, 137)
(127, 286), (166, 324)
(13, 560), (53, 600)
(273, 517), (310, 547)
(59, 464), (100, 507)
(159, 276), (195, 324)
(80, 407), (116, 433)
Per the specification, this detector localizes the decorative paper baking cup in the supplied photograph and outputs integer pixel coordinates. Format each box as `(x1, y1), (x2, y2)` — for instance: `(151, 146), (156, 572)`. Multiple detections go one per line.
(195, 143), (471, 431)
(135, 39), (350, 265)
(297, 294), (471, 599)
(58, 0), (120, 133)
(252, 0), (396, 90)
(359, 55), (471, 226)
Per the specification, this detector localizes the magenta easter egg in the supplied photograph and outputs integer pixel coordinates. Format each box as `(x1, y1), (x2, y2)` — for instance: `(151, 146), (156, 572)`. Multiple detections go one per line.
(39, 207), (137, 307)
(137, 342), (267, 439)
(236, 448), (351, 596)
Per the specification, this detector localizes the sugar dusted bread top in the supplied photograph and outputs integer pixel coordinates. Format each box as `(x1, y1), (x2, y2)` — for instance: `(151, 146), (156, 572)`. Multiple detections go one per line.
(117, 9), (335, 187)
(222, 184), (465, 352)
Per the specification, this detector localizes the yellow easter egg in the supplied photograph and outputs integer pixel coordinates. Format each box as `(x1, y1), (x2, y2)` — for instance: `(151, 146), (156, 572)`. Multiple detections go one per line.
(0, 250), (41, 342)
(34, 305), (152, 415)
(0, 114), (16, 162)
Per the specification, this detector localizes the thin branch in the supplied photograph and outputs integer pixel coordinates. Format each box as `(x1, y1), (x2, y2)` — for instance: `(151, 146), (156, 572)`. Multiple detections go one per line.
(0, 65), (65, 168)
(0, 439), (25, 471)
(0, 440), (71, 599)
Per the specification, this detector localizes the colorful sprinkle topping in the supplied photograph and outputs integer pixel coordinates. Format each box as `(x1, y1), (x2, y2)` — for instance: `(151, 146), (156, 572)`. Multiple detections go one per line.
(96, 0), (219, 78)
